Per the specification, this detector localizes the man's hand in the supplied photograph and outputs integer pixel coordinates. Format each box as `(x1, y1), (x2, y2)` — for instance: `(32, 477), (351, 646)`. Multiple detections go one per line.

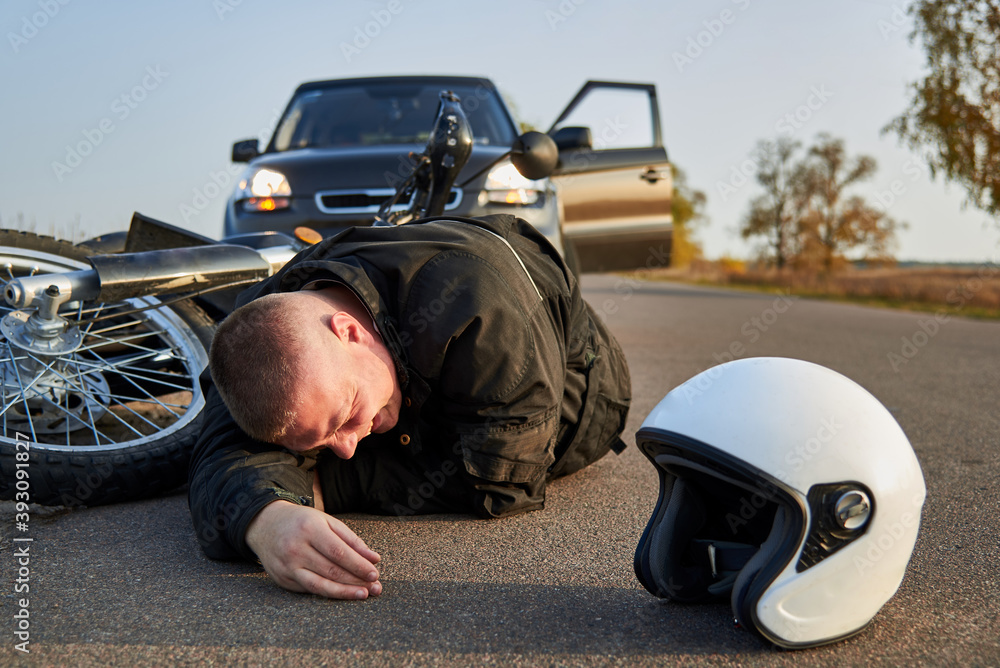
(245, 500), (382, 599)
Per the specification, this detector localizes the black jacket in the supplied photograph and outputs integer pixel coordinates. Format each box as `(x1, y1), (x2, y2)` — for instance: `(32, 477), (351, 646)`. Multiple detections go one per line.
(189, 215), (631, 561)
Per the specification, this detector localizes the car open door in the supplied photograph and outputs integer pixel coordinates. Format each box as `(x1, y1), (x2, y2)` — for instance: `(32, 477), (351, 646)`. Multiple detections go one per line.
(548, 81), (672, 273)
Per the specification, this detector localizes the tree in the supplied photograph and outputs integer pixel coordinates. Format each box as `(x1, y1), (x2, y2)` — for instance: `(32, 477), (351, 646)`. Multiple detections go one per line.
(740, 137), (804, 268)
(670, 165), (707, 267)
(739, 135), (902, 270)
(885, 0), (1000, 217)
(796, 135), (901, 270)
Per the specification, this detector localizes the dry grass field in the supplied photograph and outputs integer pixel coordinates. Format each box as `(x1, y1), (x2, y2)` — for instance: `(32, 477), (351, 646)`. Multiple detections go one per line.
(635, 262), (1000, 319)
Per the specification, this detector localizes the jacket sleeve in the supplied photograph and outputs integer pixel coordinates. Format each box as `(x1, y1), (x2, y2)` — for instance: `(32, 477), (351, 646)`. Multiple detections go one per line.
(188, 371), (316, 562)
(452, 405), (561, 518)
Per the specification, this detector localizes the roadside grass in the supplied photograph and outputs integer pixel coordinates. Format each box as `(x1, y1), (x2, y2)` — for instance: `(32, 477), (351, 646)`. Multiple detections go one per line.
(628, 264), (1000, 320)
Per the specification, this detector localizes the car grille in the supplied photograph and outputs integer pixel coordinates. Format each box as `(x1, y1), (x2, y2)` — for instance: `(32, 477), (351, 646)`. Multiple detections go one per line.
(314, 188), (463, 215)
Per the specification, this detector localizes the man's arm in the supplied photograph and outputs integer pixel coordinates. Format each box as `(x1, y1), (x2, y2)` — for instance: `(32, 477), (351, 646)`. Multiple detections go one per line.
(245, 499), (381, 599)
(188, 379), (315, 560)
(188, 379), (381, 598)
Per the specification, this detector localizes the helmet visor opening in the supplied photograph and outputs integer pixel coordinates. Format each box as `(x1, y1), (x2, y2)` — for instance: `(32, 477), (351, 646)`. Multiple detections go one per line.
(635, 431), (805, 606)
(660, 461), (782, 599)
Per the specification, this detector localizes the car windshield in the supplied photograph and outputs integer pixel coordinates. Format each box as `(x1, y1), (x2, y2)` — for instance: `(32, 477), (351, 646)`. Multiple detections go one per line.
(270, 82), (517, 152)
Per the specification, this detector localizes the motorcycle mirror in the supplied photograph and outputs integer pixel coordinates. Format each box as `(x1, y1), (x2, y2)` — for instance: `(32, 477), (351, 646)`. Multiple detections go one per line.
(510, 131), (559, 180)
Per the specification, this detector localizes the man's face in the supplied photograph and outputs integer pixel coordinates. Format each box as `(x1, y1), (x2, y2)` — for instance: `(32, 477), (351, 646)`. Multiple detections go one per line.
(277, 321), (402, 459)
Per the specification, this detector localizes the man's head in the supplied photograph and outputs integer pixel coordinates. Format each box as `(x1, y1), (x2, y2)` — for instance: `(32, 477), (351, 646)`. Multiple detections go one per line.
(209, 289), (402, 458)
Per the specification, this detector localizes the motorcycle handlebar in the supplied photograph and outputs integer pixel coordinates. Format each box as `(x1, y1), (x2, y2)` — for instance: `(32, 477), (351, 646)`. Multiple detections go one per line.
(4, 244), (296, 308)
(375, 90), (474, 225)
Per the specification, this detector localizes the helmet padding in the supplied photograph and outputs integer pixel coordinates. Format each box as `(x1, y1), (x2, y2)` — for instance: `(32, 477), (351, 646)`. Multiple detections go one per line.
(636, 455), (791, 605)
(731, 504), (792, 628)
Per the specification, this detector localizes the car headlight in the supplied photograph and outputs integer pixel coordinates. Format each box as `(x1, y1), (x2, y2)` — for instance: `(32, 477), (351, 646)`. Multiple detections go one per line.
(236, 167), (292, 212)
(481, 160), (544, 206)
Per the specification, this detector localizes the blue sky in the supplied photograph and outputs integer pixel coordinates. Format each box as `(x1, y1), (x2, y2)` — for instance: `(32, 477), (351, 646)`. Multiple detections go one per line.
(2, 0), (997, 262)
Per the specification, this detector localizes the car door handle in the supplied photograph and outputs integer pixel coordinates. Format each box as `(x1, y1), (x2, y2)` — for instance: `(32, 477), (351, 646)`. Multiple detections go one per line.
(640, 168), (667, 183)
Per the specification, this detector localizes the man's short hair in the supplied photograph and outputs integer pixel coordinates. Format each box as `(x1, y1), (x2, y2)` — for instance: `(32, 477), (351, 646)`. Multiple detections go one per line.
(209, 294), (304, 443)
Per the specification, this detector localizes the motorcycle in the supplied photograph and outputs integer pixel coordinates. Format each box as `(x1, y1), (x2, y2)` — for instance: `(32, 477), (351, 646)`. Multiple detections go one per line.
(0, 91), (558, 507)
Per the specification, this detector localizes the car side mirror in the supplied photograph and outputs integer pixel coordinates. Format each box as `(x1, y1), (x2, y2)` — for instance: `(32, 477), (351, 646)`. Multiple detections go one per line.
(549, 126), (593, 151)
(509, 131), (559, 180)
(231, 139), (260, 163)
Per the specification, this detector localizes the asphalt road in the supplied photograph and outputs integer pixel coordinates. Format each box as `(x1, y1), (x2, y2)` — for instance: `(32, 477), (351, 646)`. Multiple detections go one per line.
(2, 275), (998, 666)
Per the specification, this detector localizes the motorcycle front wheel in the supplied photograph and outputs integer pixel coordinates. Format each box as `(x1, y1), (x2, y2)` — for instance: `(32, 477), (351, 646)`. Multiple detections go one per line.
(0, 231), (215, 506)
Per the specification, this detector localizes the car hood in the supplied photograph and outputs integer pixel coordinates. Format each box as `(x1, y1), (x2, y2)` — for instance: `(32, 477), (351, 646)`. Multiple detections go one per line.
(246, 145), (510, 194)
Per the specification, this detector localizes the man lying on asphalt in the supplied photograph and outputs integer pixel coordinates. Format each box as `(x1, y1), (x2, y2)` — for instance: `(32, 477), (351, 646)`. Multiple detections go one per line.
(188, 214), (632, 599)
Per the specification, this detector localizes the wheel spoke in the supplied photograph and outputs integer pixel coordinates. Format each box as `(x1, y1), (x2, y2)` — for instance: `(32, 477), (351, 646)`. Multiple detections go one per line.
(74, 328), (173, 354)
(27, 347), (181, 431)
(58, 354), (105, 444)
(0, 240), (209, 455)
(86, 317), (159, 337)
(26, 385), (122, 442)
(1, 339), (59, 441)
(82, 348), (191, 377)
(70, 356), (193, 393)
(2, 353), (7, 437)
(19, 349), (155, 435)
(83, 346), (185, 421)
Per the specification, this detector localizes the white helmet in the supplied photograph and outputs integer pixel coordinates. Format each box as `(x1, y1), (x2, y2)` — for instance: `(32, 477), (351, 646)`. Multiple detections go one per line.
(633, 357), (926, 648)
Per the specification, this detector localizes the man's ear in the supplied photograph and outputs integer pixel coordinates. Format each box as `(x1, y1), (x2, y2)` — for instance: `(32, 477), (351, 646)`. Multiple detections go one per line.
(329, 311), (366, 344)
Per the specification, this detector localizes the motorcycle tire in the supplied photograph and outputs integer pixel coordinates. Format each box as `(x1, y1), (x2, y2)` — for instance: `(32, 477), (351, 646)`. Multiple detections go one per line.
(0, 230), (215, 506)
